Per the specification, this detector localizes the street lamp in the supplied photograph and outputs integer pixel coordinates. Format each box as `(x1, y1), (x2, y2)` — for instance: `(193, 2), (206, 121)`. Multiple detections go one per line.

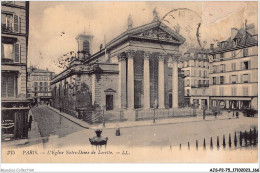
(102, 105), (105, 127)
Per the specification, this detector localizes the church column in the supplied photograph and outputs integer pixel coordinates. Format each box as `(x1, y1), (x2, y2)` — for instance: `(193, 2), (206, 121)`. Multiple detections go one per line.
(158, 53), (166, 109)
(143, 51), (151, 109)
(127, 50), (135, 109)
(118, 53), (127, 109)
(172, 56), (179, 108)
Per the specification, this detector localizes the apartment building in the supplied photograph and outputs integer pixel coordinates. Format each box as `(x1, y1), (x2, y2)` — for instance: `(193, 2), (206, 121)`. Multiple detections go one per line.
(209, 24), (258, 110)
(27, 66), (55, 103)
(179, 48), (210, 109)
(1, 1), (30, 140)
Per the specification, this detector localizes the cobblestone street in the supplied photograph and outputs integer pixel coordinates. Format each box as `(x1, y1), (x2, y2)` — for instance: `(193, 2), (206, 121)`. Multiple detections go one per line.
(29, 106), (258, 149)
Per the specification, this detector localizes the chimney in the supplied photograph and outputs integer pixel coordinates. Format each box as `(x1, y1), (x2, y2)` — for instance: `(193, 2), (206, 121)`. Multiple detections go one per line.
(231, 28), (238, 40)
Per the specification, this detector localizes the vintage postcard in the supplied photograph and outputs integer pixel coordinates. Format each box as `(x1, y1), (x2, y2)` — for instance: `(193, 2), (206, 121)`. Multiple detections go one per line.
(1, 0), (258, 168)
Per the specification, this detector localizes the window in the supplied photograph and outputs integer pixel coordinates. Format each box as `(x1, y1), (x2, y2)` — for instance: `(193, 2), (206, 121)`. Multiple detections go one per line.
(231, 63), (236, 71)
(45, 87), (48, 92)
(1, 43), (20, 62)
(220, 76), (225, 84)
(242, 74), (249, 83)
(212, 55), (216, 61)
(1, 13), (21, 33)
(243, 48), (249, 57)
(1, 73), (17, 98)
(199, 70), (201, 77)
(243, 87), (248, 96)
(34, 82), (38, 86)
(213, 77), (216, 85)
(213, 65), (218, 73)
(231, 87), (237, 96)
(40, 82), (42, 86)
(185, 79), (190, 87)
(44, 82), (47, 86)
(241, 61), (249, 70)
(220, 64), (225, 72)
(220, 53), (224, 61)
(204, 71), (207, 77)
(231, 75), (237, 84)
(194, 70), (196, 77)
(186, 89), (190, 96)
(40, 87), (42, 91)
(34, 87), (37, 91)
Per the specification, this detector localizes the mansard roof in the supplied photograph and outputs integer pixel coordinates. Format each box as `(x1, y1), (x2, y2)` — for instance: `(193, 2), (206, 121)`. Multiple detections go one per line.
(210, 28), (258, 54)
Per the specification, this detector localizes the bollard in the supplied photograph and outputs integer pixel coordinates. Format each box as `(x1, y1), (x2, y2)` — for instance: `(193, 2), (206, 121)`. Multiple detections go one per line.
(196, 140), (198, 150)
(234, 132), (237, 147)
(244, 130), (248, 146)
(170, 145), (172, 151)
(228, 134), (232, 148)
(210, 137), (213, 149)
(223, 135), (226, 148)
(239, 131), (243, 146)
(217, 136), (220, 149)
(179, 143), (181, 150)
(188, 142), (190, 150)
(203, 138), (206, 149)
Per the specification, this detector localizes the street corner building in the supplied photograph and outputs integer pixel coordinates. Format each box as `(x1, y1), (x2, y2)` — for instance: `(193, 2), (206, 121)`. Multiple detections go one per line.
(51, 13), (186, 124)
(1, 1), (30, 141)
(27, 66), (55, 104)
(208, 25), (258, 111)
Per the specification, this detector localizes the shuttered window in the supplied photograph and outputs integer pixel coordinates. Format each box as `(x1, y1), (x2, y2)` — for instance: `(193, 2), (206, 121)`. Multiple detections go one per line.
(14, 43), (20, 62)
(1, 73), (17, 98)
(13, 15), (19, 32)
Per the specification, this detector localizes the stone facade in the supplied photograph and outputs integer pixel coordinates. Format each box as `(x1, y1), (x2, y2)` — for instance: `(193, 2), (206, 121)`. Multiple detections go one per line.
(27, 66), (55, 102)
(208, 25), (258, 110)
(51, 19), (186, 121)
(1, 1), (30, 140)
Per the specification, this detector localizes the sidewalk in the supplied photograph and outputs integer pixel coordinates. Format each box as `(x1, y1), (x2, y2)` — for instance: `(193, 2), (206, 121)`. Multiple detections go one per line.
(2, 109), (43, 148)
(46, 106), (241, 130)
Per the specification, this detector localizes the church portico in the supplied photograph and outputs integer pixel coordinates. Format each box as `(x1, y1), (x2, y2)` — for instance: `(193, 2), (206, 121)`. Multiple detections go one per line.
(51, 9), (186, 122)
(116, 49), (181, 111)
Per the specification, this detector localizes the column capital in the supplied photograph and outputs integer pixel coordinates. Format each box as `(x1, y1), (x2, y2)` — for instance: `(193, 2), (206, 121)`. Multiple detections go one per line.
(118, 52), (127, 62)
(126, 49), (135, 59)
(158, 52), (168, 61)
(144, 51), (151, 60)
(171, 56), (180, 62)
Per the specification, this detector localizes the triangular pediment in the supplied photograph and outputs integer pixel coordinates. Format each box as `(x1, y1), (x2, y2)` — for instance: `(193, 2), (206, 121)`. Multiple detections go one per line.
(129, 22), (185, 44)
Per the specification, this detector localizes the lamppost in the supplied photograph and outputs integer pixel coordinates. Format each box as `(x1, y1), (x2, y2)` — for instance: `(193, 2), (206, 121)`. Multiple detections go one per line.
(102, 105), (105, 127)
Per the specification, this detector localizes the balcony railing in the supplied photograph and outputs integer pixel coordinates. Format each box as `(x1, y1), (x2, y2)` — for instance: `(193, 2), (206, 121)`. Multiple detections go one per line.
(191, 84), (209, 88)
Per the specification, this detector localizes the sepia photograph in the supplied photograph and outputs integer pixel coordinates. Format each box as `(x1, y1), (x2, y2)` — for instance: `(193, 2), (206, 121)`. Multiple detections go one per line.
(1, 0), (259, 172)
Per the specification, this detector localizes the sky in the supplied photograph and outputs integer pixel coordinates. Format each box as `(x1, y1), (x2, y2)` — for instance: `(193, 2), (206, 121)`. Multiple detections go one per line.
(28, 1), (258, 73)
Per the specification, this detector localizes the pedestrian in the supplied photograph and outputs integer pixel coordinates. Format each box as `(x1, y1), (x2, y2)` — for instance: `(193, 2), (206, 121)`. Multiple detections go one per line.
(214, 111), (217, 118)
(28, 114), (33, 131)
(236, 111), (239, 118)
